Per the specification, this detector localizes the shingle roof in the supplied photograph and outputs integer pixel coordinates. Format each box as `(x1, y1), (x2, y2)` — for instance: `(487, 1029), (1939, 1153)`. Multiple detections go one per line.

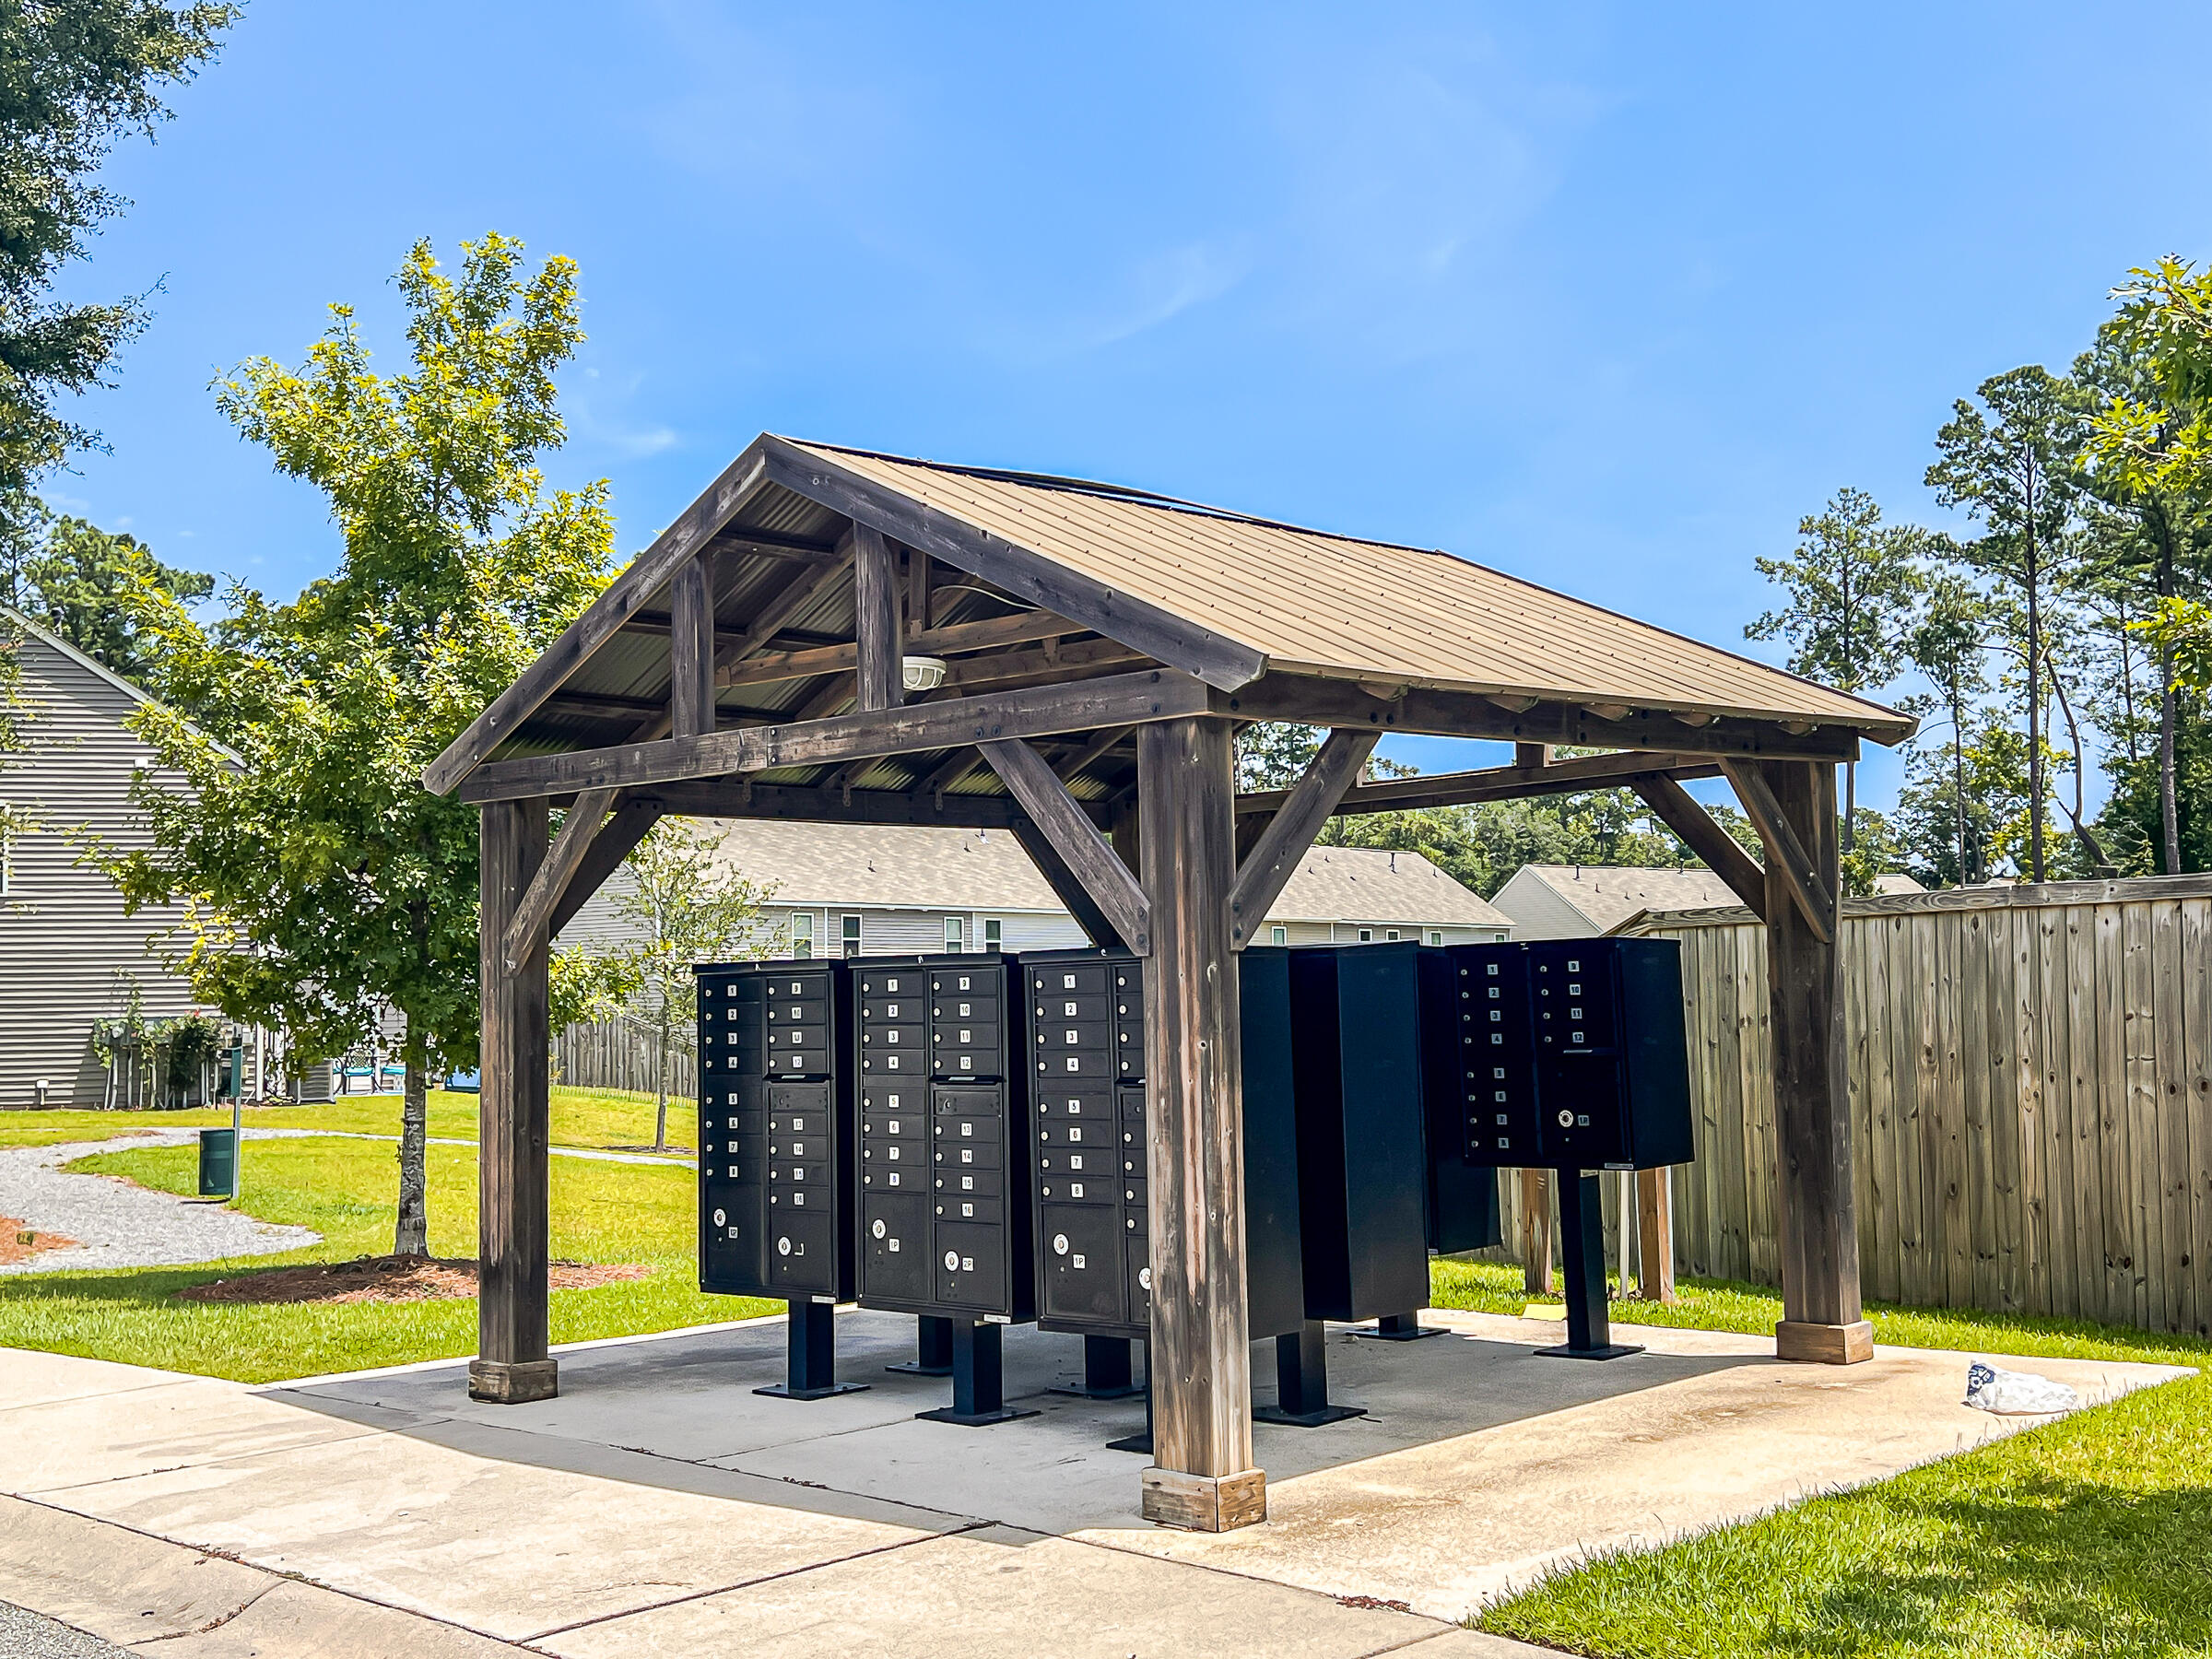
(1506, 864), (1746, 933)
(698, 818), (1508, 927)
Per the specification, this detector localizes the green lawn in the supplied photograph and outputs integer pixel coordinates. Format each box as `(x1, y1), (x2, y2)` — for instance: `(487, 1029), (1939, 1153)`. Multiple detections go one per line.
(0, 1132), (769, 1383)
(0, 1085), (689, 1155)
(1431, 1258), (2212, 1658)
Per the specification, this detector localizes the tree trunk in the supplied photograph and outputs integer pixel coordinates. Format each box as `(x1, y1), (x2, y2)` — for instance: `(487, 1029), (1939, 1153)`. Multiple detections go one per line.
(653, 1002), (671, 1152)
(2026, 573), (2045, 884)
(394, 1032), (429, 1257)
(1951, 673), (1970, 884)
(2159, 528), (2182, 875)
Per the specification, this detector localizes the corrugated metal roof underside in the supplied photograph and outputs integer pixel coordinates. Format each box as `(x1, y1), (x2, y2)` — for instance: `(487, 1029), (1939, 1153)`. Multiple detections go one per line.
(787, 441), (1907, 734)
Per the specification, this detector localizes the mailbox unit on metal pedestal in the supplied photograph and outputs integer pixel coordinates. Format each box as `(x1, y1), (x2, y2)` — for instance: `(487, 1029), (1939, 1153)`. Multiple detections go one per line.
(695, 959), (864, 1400)
(1022, 947), (1331, 1436)
(853, 953), (1038, 1425)
(1449, 936), (1693, 1359)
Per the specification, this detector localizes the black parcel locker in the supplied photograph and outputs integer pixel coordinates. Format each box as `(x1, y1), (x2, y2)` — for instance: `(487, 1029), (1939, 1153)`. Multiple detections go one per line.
(1023, 947), (1305, 1346)
(852, 954), (1035, 1325)
(1527, 937), (1694, 1171)
(695, 959), (856, 1303)
(1285, 943), (1432, 1324)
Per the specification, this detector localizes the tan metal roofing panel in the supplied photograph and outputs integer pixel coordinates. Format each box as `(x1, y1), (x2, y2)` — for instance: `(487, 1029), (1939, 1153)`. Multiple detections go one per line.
(788, 441), (1909, 735)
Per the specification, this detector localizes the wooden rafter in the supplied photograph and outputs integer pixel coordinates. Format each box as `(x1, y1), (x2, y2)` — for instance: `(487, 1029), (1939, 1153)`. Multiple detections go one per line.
(502, 787), (619, 971)
(1227, 728), (1379, 947)
(714, 607), (1088, 690)
(981, 737), (1151, 954)
(547, 795), (665, 937)
(1233, 747), (1721, 817)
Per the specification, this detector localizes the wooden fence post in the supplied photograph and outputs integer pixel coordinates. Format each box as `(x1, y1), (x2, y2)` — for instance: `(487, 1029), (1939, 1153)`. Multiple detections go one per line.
(1520, 1167), (1554, 1296)
(1636, 1168), (1676, 1302)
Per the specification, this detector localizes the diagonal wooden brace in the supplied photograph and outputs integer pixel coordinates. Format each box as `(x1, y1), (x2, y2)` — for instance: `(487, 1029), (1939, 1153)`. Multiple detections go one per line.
(1719, 759), (1833, 943)
(981, 737), (1151, 954)
(502, 787), (621, 971)
(1228, 728), (1380, 947)
(1632, 774), (1768, 919)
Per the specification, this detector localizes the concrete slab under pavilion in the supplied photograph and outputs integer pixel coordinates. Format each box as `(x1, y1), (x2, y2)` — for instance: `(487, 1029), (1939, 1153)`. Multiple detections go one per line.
(2, 1319), (2183, 1655)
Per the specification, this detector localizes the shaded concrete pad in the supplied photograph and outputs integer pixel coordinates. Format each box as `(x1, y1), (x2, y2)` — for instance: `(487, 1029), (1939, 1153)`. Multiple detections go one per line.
(0, 1496), (536, 1656)
(541, 1525), (1461, 1659)
(22, 1418), (963, 1643)
(1090, 1312), (2193, 1622)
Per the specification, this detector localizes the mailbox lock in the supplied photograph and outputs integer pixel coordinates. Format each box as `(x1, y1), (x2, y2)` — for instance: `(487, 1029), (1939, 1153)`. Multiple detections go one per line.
(1557, 1109), (1574, 1127)
(712, 1208), (726, 1227)
(872, 1218), (887, 1239)
(1137, 1266), (1152, 1290)
(1053, 1232), (1069, 1255)
(777, 1235), (792, 1256)
(943, 1250), (960, 1271)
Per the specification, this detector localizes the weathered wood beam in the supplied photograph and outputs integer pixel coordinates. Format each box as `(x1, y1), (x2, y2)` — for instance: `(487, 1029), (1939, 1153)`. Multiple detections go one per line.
(917, 747), (982, 801)
(720, 551), (850, 675)
(644, 778), (1030, 829)
(942, 639), (1150, 694)
(1233, 748), (1722, 817)
(853, 522), (902, 712)
(1721, 758), (1835, 944)
(1135, 716), (1262, 1531)
(502, 787), (618, 972)
(981, 738), (1151, 954)
(457, 670), (1212, 802)
(1215, 675), (1872, 761)
(759, 436), (1266, 691)
(548, 796), (665, 937)
(1760, 759), (1868, 1363)
(669, 557), (715, 737)
(1227, 728), (1379, 947)
(1515, 742), (1551, 768)
(1009, 816), (1127, 950)
(425, 450), (773, 794)
(1632, 774), (1768, 918)
(472, 795), (554, 1404)
(1053, 724), (1131, 782)
(706, 527), (840, 560)
(714, 607), (1088, 690)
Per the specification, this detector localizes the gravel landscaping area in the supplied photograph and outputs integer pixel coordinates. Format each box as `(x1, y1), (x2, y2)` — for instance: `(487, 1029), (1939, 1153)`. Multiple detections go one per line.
(0, 1133), (319, 1274)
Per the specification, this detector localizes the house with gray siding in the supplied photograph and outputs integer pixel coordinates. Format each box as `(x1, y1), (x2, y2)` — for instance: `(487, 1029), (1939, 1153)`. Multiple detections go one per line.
(560, 819), (1512, 963)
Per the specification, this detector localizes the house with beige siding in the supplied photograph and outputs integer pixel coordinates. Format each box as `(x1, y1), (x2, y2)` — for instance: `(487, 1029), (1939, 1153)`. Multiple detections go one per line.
(559, 819), (1512, 960)
(1491, 861), (1923, 938)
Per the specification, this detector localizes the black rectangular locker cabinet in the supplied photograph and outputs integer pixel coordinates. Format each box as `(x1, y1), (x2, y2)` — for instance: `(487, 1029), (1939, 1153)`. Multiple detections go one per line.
(853, 954), (1036, 1325)
(1025, 947), (1305, 1346)
(1413, 947), (1505, 1253)
(695, 960), (856, 1302)
(1283, 944), (1432, 1324)
(1528, 938), (1695, 1171)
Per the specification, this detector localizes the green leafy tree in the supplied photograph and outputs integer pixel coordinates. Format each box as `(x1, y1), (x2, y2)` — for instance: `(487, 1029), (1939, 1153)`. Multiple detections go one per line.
(1900, 573), (1994, 885)
(1746, 487), (1926, 851)
(1926, 366), (2088, 883)
(600, 820), (779, 1150)
(2, 509), (212, 681)
(0, 2), (237, 498)
(106, 236), (612, 1255)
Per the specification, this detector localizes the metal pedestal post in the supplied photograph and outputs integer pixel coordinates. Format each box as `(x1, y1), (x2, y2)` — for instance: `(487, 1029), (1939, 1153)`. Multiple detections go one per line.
(1351, 1310), (1445, 1341)
(1053, 1335), (1144, 1399)
(1255, 1321), (1366, 1427)
(917, 1320), (1037, 1426)
(755, 1300), (870, 1400)
(887, 1314), (955, 1376)
(1536, 1171), (1644, 1361)
(1105, 1348), (1154, 1453)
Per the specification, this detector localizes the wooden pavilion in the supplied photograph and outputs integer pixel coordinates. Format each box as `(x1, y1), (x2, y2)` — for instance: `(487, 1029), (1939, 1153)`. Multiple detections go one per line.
(423, 435), (1917, 1532)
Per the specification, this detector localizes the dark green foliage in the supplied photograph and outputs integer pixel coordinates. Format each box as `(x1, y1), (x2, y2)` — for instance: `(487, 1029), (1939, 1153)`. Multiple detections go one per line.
(1, 507), (212, 680)
(2099, 690), (2212, 877)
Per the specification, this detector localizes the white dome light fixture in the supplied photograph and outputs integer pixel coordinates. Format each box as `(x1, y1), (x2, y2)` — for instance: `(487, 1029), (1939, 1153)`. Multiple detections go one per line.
(901, 655), (948, 692)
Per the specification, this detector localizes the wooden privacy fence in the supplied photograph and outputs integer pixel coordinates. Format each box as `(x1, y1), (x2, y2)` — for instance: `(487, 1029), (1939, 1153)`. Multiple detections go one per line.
(1618, 874), (2212, 1336)
(553, 1014), (697, 1100)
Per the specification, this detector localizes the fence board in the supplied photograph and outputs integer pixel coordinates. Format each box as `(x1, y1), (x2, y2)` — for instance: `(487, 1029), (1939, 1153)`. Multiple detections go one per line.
(553, 1015), (697, 1100)
(1613, 875), (2212, 1335)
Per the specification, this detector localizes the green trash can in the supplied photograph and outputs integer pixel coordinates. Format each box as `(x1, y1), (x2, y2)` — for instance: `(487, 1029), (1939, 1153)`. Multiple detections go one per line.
(197, 1128), (238, 1198)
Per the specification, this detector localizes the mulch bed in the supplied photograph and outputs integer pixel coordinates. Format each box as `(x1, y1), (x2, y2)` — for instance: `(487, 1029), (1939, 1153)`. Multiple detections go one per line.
(176, 1254), (651, 1306)
(1, 1218), (77, 1265)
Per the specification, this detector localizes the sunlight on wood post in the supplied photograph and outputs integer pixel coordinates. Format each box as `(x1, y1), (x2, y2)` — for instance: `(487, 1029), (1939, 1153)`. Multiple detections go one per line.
(1136, 716), (1264, 1532)
(1635, 1168), (1676, 1302)
(1520, 1168), (1554, 1297)
(473, 796), (556, 1404)
(1762, 760), (1871, 1363)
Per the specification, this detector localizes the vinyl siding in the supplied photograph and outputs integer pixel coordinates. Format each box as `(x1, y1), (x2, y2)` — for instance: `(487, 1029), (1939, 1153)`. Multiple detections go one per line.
(1488, 869), (1600, 940)
(0, 634), (204, 1106)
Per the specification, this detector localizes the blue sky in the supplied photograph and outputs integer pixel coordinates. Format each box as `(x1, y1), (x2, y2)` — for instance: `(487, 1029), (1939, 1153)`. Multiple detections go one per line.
(48, 2), (2212, 807)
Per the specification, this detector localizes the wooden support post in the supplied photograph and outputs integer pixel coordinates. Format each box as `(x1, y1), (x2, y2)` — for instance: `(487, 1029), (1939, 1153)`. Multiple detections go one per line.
(669, 555), (715, 737)
(1760, 760), (1871, 1364)
(1135, 716), (1264, 1533)
(1520, 1168), (1554, 1296)
(1110, 792), (1140, 879)
(473, 796), (555, 1404)
(1635, 1168), (1676, 1302)
(853, 523), (902, 712)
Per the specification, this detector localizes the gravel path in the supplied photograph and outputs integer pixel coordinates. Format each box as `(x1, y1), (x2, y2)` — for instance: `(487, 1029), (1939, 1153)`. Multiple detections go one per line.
(0, 1128), (691, 1278)
(0, 1602), (130, 1659)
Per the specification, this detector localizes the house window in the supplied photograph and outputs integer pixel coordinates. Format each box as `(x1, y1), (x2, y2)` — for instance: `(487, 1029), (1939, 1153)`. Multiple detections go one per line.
(841, 914), (862, 958)
(1270, 924), (1287, 946)
(1385, 928), (1401, 941)
(1357, 927), (1373, 943)
(944, 915), (965, 953)
(983, 918), (1003, 952)
(789, 912), (814, 959)
(1428, 930), (1443, 946)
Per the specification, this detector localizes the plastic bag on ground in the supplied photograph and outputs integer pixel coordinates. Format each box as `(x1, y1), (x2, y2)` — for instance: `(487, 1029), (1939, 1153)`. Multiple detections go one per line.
(1964, 1359), (2080, 1415)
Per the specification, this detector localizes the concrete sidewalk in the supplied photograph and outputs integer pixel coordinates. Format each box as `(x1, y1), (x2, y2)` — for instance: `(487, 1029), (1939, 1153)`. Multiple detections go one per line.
(0, 1314), (2186, 1656)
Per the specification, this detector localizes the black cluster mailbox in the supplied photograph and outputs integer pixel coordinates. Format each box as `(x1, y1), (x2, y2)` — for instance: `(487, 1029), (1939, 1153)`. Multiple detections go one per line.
(1021, 947), (1323, 1421)
(695, 960), (863, 1399)
(853, 953), (1037, 1424)
(1442, 936), (1693, 1359)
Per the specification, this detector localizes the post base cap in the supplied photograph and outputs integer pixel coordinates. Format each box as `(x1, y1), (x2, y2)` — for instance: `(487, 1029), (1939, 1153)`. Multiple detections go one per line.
(1775, 1319), (1874, 1365)
(469, 1358), (558, 1403)
(1141, 1465), (1266, 1532)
